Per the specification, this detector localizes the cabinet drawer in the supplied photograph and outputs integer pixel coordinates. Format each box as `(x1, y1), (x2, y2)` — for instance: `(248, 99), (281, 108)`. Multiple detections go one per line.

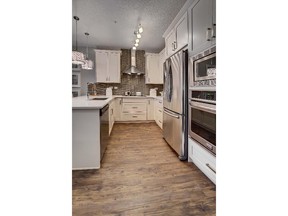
(122, 103), (146, 112)
(122, 98), (147, 103)
(121, 114), (146, 121)
(155, 108), (163, 121)
(189, 138), (216, 184)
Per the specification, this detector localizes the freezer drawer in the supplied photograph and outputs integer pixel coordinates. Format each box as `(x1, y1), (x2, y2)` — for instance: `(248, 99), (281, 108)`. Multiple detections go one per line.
(163, 108), (185, 158)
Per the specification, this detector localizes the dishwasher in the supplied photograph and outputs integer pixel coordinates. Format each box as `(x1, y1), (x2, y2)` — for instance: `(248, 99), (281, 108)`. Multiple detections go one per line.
(100, 104), (109, 160)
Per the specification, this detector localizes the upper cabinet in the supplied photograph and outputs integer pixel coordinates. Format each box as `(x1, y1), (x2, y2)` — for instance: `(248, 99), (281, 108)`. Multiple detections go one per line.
(165, 13), (188, 57)
(95, 49), (121, 83)
(158, 48), (165, 83)
(188, 0), (216, 55)
(145, 53), (161, 84)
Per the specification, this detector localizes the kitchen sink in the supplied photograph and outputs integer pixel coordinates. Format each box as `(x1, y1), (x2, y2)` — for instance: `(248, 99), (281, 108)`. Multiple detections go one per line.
(91, 98), (108, 100)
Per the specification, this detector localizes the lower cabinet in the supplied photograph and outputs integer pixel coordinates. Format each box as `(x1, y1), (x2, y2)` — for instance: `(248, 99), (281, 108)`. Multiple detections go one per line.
(154, 99), (163, 129)
(147, 99), (154, 120)
(188, 137), (216, 184)
(109, 100), (115, 135)
(111, 97), (163, 129)
(121, 98), (147, 121)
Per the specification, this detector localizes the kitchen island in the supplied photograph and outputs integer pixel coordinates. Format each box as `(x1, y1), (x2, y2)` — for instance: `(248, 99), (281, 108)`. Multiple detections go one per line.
(72, 95), (163, 170)
(72, 96), (112, 170)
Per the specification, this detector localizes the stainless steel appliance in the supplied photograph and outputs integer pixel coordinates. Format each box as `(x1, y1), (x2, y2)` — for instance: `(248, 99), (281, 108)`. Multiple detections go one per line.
(163, 48), (188, 160)
(188, 87), (216, 155)
(100, 104), (109, 160)
(194, 52), (216, 82)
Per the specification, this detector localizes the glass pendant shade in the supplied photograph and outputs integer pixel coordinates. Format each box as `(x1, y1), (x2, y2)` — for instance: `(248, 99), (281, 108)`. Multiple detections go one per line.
(72, 51), (85, 64)
(82, 59), (93, 70)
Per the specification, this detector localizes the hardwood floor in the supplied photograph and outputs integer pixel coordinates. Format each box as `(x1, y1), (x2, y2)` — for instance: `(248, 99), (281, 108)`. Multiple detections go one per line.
(73, 123), (216, 216)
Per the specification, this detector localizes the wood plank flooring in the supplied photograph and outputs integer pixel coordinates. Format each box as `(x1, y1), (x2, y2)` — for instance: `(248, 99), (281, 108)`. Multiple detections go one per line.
(73, 123), (216, 216)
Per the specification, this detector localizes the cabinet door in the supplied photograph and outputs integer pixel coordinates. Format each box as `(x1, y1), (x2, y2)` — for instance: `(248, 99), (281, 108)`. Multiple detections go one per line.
(95, 51), (108, 83)
(211, 0), (216, 45)
(191, 0), (213, 54)
(147, 99), (154, 120)
(108, 52), (120, 83)
(146, 54), (160, 84)
(165, 30), (176, 57)
(175, 13), (188, 52)
(114, 98), (122, 121)
(158, 49), (165, 84)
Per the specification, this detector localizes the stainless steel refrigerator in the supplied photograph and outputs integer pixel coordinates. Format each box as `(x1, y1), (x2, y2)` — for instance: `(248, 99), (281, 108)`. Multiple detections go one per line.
(163, 48), (188, 160)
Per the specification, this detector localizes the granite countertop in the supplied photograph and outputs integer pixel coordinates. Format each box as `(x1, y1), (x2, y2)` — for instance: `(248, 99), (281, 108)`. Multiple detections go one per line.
(72, 95), (163, 110)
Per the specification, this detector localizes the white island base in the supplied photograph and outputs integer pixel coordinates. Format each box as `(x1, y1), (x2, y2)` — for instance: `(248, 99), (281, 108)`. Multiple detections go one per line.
(72, 109), (101, 170)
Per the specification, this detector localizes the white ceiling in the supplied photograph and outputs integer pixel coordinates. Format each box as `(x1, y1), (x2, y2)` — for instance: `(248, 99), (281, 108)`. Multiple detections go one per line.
(72, 0), (187, 53)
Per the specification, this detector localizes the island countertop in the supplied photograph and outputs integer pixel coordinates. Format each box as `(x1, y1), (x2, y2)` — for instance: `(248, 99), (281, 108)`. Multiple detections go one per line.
(72, 95), (163, 110)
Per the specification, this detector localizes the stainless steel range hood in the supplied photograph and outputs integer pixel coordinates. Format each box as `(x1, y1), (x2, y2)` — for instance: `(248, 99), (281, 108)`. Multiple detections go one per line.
(123, 49), (144, 75)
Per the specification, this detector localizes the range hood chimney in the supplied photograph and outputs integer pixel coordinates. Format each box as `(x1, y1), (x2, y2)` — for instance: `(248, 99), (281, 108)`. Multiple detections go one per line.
(123, 49), (144, 75)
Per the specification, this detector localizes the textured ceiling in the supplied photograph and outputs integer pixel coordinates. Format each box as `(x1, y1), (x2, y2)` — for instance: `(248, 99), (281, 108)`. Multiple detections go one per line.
(72, 0), (187, 53)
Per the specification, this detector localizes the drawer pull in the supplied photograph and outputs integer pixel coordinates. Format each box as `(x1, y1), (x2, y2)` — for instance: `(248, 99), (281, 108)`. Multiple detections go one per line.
(132, 116), (138, 118)
(206, 163), (216, 174)
(158, 109), (162, 113)
(132, 107), (138, 109)
(158, 120), (162, 123)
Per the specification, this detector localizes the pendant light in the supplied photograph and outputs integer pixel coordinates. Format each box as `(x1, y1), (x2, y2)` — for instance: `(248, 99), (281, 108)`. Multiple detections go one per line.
(82, 32), (94, 70)
(72, 16), (85, 65)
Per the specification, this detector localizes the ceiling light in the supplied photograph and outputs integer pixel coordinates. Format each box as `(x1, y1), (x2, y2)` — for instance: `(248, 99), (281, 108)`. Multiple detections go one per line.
(134, 43), (139, 47)
(137, 33), (141, 39)
(135, 39), (139, 43)
(138, 25), (143, 33)
(132, 46), (136, 50)
(82, 32), (94, 70)
(72, 16), (85, 65)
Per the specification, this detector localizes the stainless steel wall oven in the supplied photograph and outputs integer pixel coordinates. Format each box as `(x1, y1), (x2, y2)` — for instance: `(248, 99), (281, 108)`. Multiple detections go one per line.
(188, 88), (216, 155)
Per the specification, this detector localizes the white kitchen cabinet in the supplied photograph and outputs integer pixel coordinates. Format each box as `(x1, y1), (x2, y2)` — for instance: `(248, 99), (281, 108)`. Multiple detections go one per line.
(146, 99), (154, 120)
(165, 13), (188, 58)
(158, 48), (165, 83)
(95, 49), (121, 83)
(145, 53), (161, 84)
(188, 0), (216, 55)
(109, 100), (115, 135)
(114, 98), (122, 121)
(188, 137), (216, 184)
(121, 98), (147, 121)
(154, 99), (163, 129)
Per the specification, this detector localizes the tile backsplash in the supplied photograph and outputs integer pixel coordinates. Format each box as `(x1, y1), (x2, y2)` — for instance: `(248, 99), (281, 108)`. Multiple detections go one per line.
(90, 49), (163, 96)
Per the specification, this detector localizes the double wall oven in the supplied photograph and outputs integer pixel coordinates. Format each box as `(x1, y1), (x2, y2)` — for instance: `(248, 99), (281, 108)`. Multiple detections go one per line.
(188, 87), (216, 155)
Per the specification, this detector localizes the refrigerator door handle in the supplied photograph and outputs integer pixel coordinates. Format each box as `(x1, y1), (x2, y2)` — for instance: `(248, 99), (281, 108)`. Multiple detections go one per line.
(163, 109), (180, 119)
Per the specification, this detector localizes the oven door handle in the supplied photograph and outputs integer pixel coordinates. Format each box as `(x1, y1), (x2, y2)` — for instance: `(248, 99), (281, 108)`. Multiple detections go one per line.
(163, 110), (180, 119)
(189, 102), (216, 114)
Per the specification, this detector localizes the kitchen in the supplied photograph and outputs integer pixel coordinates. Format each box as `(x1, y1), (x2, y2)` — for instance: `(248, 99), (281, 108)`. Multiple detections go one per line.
(72, 0), (216, 215)
(2, 0), (287, 215)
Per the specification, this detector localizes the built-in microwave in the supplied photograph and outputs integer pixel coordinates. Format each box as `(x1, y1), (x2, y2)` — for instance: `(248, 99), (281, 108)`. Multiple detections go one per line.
(194, 52), (216, 82)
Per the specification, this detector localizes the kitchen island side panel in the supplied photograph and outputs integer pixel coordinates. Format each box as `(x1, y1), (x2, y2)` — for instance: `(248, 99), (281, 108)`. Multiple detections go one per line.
(72, 109), (100, 169)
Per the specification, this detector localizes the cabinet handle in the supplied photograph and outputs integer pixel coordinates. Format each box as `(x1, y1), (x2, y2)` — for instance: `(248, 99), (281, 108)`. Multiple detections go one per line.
(206, 163), (216, 174)
(148, 100), (150, 105)
(212, 24), (216, 38)
(171, 42), (174, 51)
(158, 109), (162, 113)
(174, 41), (177, 50)
(158, 120), (162, 123)
(206, 28), (212, 41)
(120, 99), (122, 105)
(132, 116), (138, 118)
(132, 107), (138, 109)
